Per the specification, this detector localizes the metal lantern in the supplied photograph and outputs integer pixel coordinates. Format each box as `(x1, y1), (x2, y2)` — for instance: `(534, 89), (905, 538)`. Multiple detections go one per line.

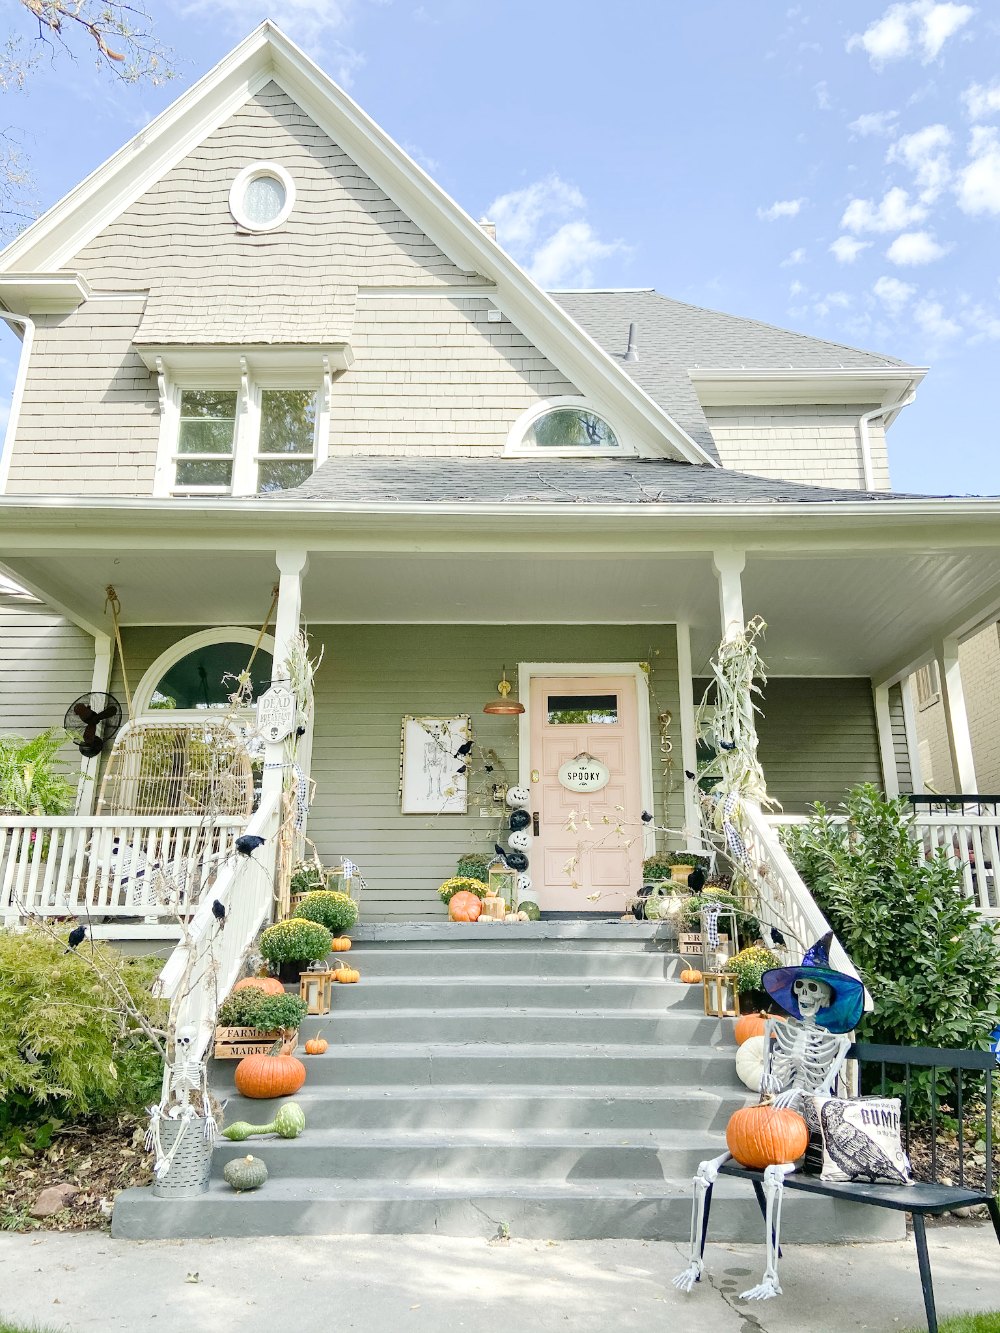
(699, 904), (739, 972)
(703, 971), (740, 1018)
(488, 867), (518, 910)
(299, 967), (334, 1016)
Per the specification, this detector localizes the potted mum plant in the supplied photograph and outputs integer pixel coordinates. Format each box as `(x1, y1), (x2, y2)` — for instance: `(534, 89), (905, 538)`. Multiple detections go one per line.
(729, 945), (782, 1013)
(214, 987), (309, 1059)
(292, 889), (359, 936)
(260, 918), (333, 982)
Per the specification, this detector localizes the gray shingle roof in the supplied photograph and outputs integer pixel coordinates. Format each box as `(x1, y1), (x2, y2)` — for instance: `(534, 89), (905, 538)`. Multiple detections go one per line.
(266, 456), (930, 505)
(551, 289), (914, 463)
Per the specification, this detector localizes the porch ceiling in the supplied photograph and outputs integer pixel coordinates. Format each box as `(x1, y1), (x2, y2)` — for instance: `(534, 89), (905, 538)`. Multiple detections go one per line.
(4, 540), (1000, 681)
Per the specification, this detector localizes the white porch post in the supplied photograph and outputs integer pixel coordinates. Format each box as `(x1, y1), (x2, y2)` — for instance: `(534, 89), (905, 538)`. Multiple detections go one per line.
(675, 622), (702, 844)
(260, 548), (309, 811)
(899, 677), (924, 795)
(872, 683), (900, 799)
(78, 632), (113, 815)
(935, 637), (978, 795)
(712, 549), (746, 643)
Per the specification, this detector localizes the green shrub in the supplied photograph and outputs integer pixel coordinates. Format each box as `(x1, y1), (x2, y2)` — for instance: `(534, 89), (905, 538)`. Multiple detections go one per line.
(437, 876), (488, 904)
(259, 918), (332, 966)
(289, 860), (326, 896)
(642, 851), (710, 880)
(456, 852), (493, 882)
(0, 730), (76, 815)
(292, 889), (359, 934)
(783, 785), (1000, 1070)
(217, 989), (307, 1032)
(0, 926), (165, 1137)
(729, 945), (781, 995)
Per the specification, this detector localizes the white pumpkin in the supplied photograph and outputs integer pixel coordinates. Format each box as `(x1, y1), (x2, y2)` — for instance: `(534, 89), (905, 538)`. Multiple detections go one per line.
(508, 829), (532, 851)
(505, 785), (531, 809)
(517, 873), (532, 896)
(735, 1034), (768, 1092)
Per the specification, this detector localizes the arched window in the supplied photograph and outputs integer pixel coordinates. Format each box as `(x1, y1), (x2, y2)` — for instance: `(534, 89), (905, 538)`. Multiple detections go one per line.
(506, 399), (626, 456)
(135, 629), (275, 718)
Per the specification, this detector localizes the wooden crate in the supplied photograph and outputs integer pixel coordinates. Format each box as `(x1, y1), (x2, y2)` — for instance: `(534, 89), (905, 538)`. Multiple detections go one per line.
(213, 1027), (298, 1060)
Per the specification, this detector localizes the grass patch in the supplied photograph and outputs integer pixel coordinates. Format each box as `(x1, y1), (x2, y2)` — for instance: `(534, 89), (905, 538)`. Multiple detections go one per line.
(0, 1321), (66, 1333)
(901, 1315), (1000, 1332)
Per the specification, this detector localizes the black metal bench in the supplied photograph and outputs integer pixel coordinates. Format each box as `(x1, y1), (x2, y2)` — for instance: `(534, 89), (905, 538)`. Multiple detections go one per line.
(712, 1043), (1000, 1333)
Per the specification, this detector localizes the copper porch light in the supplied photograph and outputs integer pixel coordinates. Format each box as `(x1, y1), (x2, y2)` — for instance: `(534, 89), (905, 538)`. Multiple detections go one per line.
(483, 666), (525, 716)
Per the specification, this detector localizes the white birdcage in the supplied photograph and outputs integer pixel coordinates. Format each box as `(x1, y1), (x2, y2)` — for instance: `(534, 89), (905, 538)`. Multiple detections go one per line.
(97, 720), (254, 818)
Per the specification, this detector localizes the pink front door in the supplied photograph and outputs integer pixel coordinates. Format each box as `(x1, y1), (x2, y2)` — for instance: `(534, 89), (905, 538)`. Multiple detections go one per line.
(529, 675), (644, 913)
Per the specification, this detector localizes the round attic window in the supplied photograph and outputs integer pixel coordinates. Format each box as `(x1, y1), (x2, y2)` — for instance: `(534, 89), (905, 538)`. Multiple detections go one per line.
(229, 162), (295, 232)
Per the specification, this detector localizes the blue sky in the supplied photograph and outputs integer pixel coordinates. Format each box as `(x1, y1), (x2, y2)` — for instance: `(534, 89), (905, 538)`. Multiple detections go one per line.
(2, 0), (999, 493)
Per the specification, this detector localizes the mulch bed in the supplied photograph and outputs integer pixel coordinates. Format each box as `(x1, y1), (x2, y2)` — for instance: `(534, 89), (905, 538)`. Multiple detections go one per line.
(0, 1117), (153, 1232)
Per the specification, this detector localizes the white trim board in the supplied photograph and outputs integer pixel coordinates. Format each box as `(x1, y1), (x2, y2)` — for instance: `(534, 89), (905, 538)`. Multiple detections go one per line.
(516, 662), (656, 859)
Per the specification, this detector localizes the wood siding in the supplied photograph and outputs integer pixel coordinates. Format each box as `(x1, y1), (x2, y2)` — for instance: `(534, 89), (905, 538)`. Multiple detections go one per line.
(705, 404), (890, 491)
(0, 604), (95, 736)
(888, 682), (914, 793)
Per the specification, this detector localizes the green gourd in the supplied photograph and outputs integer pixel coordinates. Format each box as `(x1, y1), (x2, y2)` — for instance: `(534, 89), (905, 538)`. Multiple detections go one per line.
(519, 900), (541, 921)
(222, 1101), (306, 1142)
(223, 1154), (268, 1192)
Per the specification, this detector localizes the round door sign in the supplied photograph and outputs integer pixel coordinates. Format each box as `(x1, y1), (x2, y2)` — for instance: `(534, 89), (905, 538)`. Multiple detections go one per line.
(558, 753), (610, 793)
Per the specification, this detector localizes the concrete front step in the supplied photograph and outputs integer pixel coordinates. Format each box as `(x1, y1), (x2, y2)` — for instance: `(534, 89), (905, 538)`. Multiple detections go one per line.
(340, 946), (687, 978)
(325, 977), (701, 1010)
(217, 1085), (746, 1133)
(113, 1174), (903, 1242)
(212, 1126), (728, 1181)
(307, 1008), (726, 1046)
(352, 922), (674, 945)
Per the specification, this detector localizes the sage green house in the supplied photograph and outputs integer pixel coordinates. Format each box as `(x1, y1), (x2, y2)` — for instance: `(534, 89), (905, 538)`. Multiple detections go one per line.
(1, 22), (999, 926)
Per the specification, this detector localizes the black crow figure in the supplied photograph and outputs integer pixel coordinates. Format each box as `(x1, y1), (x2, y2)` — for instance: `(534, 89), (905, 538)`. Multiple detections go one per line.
(687, 865), (707, 894)
(212, 899), (226, 926)
(236, 834), (266, 857)
(66, 924), (87, 952)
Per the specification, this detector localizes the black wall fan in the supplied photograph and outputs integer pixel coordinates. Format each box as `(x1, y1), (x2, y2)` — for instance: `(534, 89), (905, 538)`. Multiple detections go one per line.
(64, 692), (123, 758)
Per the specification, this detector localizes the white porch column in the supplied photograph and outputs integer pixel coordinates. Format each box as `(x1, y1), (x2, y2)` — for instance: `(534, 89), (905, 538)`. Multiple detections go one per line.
(899, 677), (924, 795)
(78, 632), (113, 815)
(712, 549), (746, 643)
(872, 683), (900, 798)
(261, 548), (309, 811)
(675, 622), (702, 843)
(935, 637), (978, 794)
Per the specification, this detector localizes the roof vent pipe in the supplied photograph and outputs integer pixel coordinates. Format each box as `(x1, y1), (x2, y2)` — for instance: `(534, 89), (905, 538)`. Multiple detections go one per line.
(623, 321), (639, 363)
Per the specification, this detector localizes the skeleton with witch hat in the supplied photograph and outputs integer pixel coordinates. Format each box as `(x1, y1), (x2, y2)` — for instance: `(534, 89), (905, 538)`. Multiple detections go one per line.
(673, 932), (865, 1302)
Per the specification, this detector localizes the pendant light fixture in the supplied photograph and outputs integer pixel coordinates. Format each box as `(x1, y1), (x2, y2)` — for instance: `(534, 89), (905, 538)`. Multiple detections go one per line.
(483, 665), (525, 715)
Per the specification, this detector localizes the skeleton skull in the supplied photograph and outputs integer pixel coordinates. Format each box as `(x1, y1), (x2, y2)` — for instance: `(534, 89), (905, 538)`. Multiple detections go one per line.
(792, 976), (833, 1019)
(175, 1024), (197, 1051)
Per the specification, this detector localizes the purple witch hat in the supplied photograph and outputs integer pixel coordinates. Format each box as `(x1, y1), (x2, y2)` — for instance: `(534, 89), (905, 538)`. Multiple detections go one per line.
(761, 932), (865, 1035)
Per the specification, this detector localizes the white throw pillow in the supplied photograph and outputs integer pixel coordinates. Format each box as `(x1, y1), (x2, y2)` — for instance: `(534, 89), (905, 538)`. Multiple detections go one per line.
(814, 1095), (913, 1186)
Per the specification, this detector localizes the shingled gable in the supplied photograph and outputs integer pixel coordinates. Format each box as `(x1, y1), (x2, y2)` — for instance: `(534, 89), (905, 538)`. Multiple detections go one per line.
(0, 23), (715, 469)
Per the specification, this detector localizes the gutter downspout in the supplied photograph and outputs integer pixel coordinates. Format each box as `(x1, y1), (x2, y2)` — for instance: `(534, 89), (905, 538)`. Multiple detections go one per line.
(858, 389), (917, 492)
(0, 310), (35, 495)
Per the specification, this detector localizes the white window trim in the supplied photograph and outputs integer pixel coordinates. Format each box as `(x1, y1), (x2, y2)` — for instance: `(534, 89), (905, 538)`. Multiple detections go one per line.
(229, 162), (296, 233)
(152, 356), (332, 498)
(504, 396), (634, 457)
(134, 626), (277, 717)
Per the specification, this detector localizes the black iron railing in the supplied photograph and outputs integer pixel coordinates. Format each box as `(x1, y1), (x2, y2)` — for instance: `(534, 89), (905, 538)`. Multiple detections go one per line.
(908, 794), (1000, 817)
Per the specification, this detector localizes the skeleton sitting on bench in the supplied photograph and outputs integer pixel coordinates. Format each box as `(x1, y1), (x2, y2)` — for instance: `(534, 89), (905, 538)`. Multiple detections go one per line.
(673, 933), (864, 1302)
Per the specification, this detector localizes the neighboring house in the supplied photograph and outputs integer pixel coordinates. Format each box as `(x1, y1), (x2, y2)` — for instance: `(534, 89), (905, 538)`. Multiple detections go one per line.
(912, 622), (1000, 794)
(0, 22), (998, 924)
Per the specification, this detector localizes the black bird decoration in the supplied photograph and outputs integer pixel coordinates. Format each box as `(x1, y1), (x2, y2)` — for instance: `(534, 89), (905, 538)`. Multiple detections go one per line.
(719, 740), (737, 751)
(769, 926), (787, 948)
(454, 740), (473, 757)
(66, 924), (87, 952)
(641, 810), (653, 824)
(212, 899), (226, 926)
(456, 765), (467, 775)
(684, 770), (696, 781)
(484, 764), (494, 773)
(236, 834), (266, 857)
(687, 865), (707, 894)
(494, 843), (510, 865)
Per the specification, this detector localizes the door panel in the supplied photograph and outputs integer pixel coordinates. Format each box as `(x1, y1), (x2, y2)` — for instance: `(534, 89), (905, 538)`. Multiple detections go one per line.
(529, 674), (644, 913)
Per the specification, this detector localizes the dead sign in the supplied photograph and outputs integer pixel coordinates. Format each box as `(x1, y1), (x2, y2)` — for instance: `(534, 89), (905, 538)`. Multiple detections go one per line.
(255, 683), (297, 743)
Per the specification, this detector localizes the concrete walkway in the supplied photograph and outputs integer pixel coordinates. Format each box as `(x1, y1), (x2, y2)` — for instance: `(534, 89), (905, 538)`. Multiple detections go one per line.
(0, 1225), (996, 1332)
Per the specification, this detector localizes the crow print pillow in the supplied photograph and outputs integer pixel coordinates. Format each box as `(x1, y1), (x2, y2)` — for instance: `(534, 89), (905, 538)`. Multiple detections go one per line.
(814, 1095), (913, 1186)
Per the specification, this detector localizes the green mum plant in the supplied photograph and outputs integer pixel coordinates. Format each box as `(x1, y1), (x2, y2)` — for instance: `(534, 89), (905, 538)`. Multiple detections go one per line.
(289, 860), (327, 896)
(729, 946), (781, 995)
(217, 989), (308, 1033)
(438, 876), (489, 904)
(292, 890), (359, 934)
(259, 918), (332, 966)
(456, 852), (494, 882)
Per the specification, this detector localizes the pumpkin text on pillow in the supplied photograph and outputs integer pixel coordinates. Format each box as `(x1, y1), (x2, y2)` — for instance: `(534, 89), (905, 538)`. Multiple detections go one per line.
(814, 1095), (913, 1186)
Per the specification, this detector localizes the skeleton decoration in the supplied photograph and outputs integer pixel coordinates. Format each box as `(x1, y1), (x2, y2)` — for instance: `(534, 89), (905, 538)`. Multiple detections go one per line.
(145, 1024), (219, 1181)
(674, 933), (865, 1302)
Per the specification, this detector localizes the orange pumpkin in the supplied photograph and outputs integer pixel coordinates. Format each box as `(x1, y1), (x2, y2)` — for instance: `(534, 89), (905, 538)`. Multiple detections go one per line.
(331, 937), (353, 953)
(234, 1042), (307, 1099)
(334, 966), (360, 984)
(733, 1012), (785, 1045)
(304, 1037), (329, 1055)
(726, 1103), (809, 1170)
(233, 976), (285, 996)
(680, 967), (703, 984)
(449, 891), (482, 922)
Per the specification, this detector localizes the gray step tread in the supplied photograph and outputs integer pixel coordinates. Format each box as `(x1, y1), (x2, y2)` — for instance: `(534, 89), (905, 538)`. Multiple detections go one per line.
(220, 1082), (735, 1103)
(343, 976), (690, 986)
(153, 1175), (740, 1202)
(214, 1127), (727, 1149)
(294, 1041), (731, 1058)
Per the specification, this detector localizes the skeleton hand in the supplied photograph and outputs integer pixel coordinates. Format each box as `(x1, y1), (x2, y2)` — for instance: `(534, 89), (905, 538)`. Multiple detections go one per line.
(770, 1088), (803, 1111)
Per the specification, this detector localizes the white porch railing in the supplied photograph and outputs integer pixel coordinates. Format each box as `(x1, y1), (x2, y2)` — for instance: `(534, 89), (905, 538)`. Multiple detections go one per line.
(0, 815), (246, 923)
(741, 801), (870, 1007)
(909, 796), (1000, 917)
(156, 790), (281, 1063)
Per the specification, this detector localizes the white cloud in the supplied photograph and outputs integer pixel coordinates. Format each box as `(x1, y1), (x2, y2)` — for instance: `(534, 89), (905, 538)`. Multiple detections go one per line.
(487, 176), (625, 287)
(962, 81), (1000, 121)
(781, 247), (807, 266)
(757, 197), (806, 221)
(873, 274), (917, 311)
(814, 291), (853, 318)
(955, 126), (1000, 214)
(182, 0), (376, 76)
(964, 303), (1000, 340)
(913, 298), (961, 337)
(841, 185), (927, 232)
(849, 110), (900, 136)
(886, 229), (950, 263)
(848, 2), (974, 67)
(815, 81), (832, 110)
(886, 123), (952, 201)
(789, 280), (807, 296)
(830, 235), (872, 262)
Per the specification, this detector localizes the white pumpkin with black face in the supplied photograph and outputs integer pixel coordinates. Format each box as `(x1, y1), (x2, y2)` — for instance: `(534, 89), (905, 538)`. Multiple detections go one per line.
(517, 873), (532, 895)
(508, 829), (532, 852)
(505, 785), (530, 809)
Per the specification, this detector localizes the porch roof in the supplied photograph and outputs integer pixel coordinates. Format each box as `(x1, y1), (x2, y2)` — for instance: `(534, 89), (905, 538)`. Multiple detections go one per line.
(267, 456), (938, 506)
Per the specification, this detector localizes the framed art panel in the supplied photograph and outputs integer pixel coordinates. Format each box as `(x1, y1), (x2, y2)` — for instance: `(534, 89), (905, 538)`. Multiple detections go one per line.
(400, 715), (471, 814)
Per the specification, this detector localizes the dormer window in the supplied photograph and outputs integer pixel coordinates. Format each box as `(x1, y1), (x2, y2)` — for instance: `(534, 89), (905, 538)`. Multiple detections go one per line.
(229, 162), (295, 233)
(505, 398), (627, 456)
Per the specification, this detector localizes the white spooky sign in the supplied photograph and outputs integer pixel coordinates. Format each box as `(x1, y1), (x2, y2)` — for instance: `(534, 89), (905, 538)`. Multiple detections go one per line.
(558, 753), (610, 794)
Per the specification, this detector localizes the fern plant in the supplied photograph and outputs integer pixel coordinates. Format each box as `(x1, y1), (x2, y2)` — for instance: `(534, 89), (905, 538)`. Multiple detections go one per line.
(0, 731), (76, 815)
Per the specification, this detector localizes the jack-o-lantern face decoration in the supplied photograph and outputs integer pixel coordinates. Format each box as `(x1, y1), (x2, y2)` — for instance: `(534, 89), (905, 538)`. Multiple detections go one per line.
(505, 786), (530, 809)
(517, 873), (532, 895)
(505, 849), (529, 872)
(508, 829), (531, 852)
(508, 809), (531, 832)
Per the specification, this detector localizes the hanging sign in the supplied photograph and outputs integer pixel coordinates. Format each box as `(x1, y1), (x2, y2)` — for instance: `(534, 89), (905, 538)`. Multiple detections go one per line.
(558, 753), (610, 793)
(256, 683), (296, 743)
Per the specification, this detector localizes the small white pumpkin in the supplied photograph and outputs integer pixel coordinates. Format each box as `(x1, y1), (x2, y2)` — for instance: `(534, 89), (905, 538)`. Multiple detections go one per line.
(508, 829), (532, 851)
(735, 1034), (768, 1092)
(505, 785), (531, 809)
